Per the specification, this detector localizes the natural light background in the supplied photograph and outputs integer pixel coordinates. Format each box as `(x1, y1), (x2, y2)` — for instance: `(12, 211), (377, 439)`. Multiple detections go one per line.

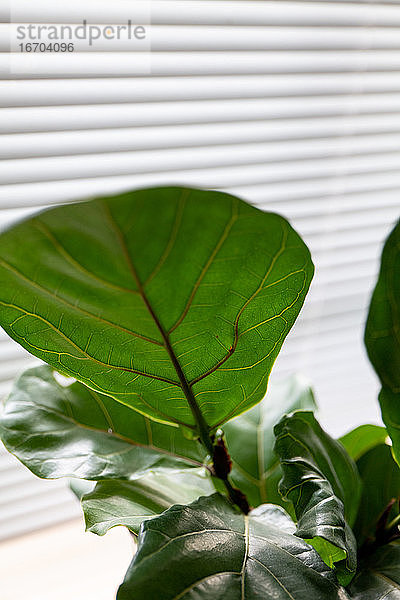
(1, 0), (400, 551)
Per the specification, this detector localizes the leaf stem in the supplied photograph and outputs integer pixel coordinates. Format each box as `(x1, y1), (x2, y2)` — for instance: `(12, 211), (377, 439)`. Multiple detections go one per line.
(211, 434), (250, 514)
(221, 477), (251, 514)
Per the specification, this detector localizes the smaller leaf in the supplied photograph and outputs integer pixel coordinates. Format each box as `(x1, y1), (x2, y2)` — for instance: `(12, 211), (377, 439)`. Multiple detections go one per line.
(348, 542), (400, 599)
(339, 425), (388, 462)
(0, 366), (207, 481)
(118, 494), (349, 600)
(224, 374), (316, 509)
(378, 388), (400, 467)
(274, 411), (360, 584)
(353, 443), (400, 547)
(82, 469), (215, 536)
(364, 218), (400, 467)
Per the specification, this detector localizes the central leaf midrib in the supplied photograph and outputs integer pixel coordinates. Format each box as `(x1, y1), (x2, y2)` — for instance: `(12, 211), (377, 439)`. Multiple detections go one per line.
(103, 202), (211, 443)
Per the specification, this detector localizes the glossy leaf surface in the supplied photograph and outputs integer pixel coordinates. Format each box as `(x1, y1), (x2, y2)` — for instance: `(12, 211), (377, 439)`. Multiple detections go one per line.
(339, 425), (388, 462)
(0, 187), (313, 430)
(274, 412), (360, 583)
(0, 366), (206, 480)
(224, 374), (316, 509)
(353, 443), (400, 547)
(118, 494), (349, 600)
(82, 469), (215, 536)
(379, 389), (400, 467)
(365, 219), (400, 465)
(69, 478), (94, 500)
(348, 542), (400, 599)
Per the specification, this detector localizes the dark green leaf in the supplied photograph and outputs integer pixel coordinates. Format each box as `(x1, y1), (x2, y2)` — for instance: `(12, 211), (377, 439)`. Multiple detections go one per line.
(379, 388), (400, 467)
(0, 187), (313, 431)
(339, 425), (388, 462)
(118, 494), (349, 600)
(0, 365), (207, 480)
(348, 542), (400, 599)
(274, 411), (360, 584)
(224, 374), (316, 509)
(353, 443), (400, 547)
(365, 219), (400, 466)
(82, 469), (215, 536)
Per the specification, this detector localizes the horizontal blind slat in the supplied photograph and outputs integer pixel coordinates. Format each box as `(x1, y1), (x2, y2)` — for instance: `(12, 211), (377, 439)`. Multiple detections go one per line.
(3, 0), (400, 26)
(3, 94), (400, 133)
(5, 48), (400, 78)
(4, 24), (400, 51)
(5, 51), (400, 78)
(4, 115), (400, 159)
(3, 146), (400, 185)
(5, 57), (400, 105)
(2, 167), (400, 208)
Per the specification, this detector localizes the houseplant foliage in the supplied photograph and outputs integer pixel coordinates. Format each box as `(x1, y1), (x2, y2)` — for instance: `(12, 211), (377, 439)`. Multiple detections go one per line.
(0, 187), (399, 599)
(365, 218), (400, 467)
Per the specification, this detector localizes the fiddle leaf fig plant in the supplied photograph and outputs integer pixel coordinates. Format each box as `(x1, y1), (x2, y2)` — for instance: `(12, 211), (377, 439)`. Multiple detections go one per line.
(0, 187), (399, 599)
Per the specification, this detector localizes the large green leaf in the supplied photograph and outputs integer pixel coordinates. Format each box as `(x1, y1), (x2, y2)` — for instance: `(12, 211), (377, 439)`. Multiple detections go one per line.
(365, 219), (400, 465)
(339, 425), (388, 462)
(348, 542), (400, 599)
(224, 374), (316, 509)
(117, 494), (349, 600)
(274, 411), (360, 583)
(0, 187), (313, 432)
(353, 443), (400, 547)
(82, 469), (215, 536)
(0, 365), (207, 480)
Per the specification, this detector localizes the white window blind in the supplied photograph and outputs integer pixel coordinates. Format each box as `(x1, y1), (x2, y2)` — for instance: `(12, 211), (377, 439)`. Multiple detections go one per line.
(1, 0), (400, 541)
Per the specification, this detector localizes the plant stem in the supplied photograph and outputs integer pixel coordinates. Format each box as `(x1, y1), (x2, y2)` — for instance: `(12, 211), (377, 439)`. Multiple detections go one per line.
(221, 477), (251, 514)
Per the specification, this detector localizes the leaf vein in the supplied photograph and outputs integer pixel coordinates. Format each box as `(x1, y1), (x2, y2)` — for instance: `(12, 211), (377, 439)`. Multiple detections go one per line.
(169, 198), (239, 334)
(0, 257), (164, 347)
(0, 301), (179, 387)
